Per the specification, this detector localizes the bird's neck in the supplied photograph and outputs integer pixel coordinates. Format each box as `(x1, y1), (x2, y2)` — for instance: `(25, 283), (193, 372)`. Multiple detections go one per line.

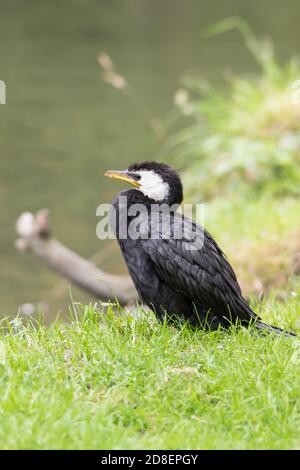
(114, 189), (162, 207)
(110, 189), (182, 241)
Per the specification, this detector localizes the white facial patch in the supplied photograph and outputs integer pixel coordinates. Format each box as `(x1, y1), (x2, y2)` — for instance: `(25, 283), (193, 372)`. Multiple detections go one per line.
(135, 170), (170, 201)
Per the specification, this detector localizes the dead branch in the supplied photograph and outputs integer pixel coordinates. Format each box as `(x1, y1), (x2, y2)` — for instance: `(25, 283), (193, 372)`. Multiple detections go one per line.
(15, 209), (138, 306)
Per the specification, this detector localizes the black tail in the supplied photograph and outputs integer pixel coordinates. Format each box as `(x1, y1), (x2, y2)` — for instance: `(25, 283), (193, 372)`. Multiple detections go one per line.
(254, 320), (296, 338)
(236, 297), (296, 338)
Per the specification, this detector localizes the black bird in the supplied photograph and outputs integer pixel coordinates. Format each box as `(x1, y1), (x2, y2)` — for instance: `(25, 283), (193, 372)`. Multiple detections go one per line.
(105, 161), (295, 336)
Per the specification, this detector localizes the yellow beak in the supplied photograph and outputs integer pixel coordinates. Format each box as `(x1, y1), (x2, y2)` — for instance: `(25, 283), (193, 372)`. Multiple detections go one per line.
(104, 170), (141, 188)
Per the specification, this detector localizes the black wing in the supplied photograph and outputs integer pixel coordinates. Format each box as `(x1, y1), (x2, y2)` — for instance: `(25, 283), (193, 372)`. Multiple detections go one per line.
(141, 212), (258, 324)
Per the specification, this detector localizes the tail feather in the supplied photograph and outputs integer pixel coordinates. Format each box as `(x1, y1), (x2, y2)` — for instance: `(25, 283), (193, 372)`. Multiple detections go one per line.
(254, 320), (296, 338)
(236, 298), (296, 338)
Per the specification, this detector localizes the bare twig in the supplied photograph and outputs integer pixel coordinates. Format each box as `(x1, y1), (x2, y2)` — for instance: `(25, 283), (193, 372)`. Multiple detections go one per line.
(15, 209), (138, 306)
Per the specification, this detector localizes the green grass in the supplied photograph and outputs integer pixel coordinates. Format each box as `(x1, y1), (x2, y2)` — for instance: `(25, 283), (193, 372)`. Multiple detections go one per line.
(0, 297), (299, 450)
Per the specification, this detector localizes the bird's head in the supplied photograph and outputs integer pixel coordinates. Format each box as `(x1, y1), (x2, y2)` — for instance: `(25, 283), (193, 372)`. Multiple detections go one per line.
(105, 161), (183, 205)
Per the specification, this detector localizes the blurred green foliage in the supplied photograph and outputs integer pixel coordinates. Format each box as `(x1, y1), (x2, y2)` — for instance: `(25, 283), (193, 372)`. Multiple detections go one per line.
(167, 18), (300, 200)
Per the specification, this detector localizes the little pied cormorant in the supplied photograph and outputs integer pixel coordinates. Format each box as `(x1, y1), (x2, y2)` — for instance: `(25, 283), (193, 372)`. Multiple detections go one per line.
(105, 161), (295, 336)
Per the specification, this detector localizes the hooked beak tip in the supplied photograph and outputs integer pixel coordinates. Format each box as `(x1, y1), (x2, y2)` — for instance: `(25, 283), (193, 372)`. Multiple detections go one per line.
(104, 170), (115, 178)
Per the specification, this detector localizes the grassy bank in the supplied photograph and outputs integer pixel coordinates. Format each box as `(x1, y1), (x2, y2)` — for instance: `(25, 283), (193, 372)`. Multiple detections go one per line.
(202, 195), (300, 296)
(0, 298), (299, 450)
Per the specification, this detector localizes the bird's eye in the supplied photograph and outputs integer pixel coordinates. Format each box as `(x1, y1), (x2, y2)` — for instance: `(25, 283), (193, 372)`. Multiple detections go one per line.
(127, 172), (141, 181)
